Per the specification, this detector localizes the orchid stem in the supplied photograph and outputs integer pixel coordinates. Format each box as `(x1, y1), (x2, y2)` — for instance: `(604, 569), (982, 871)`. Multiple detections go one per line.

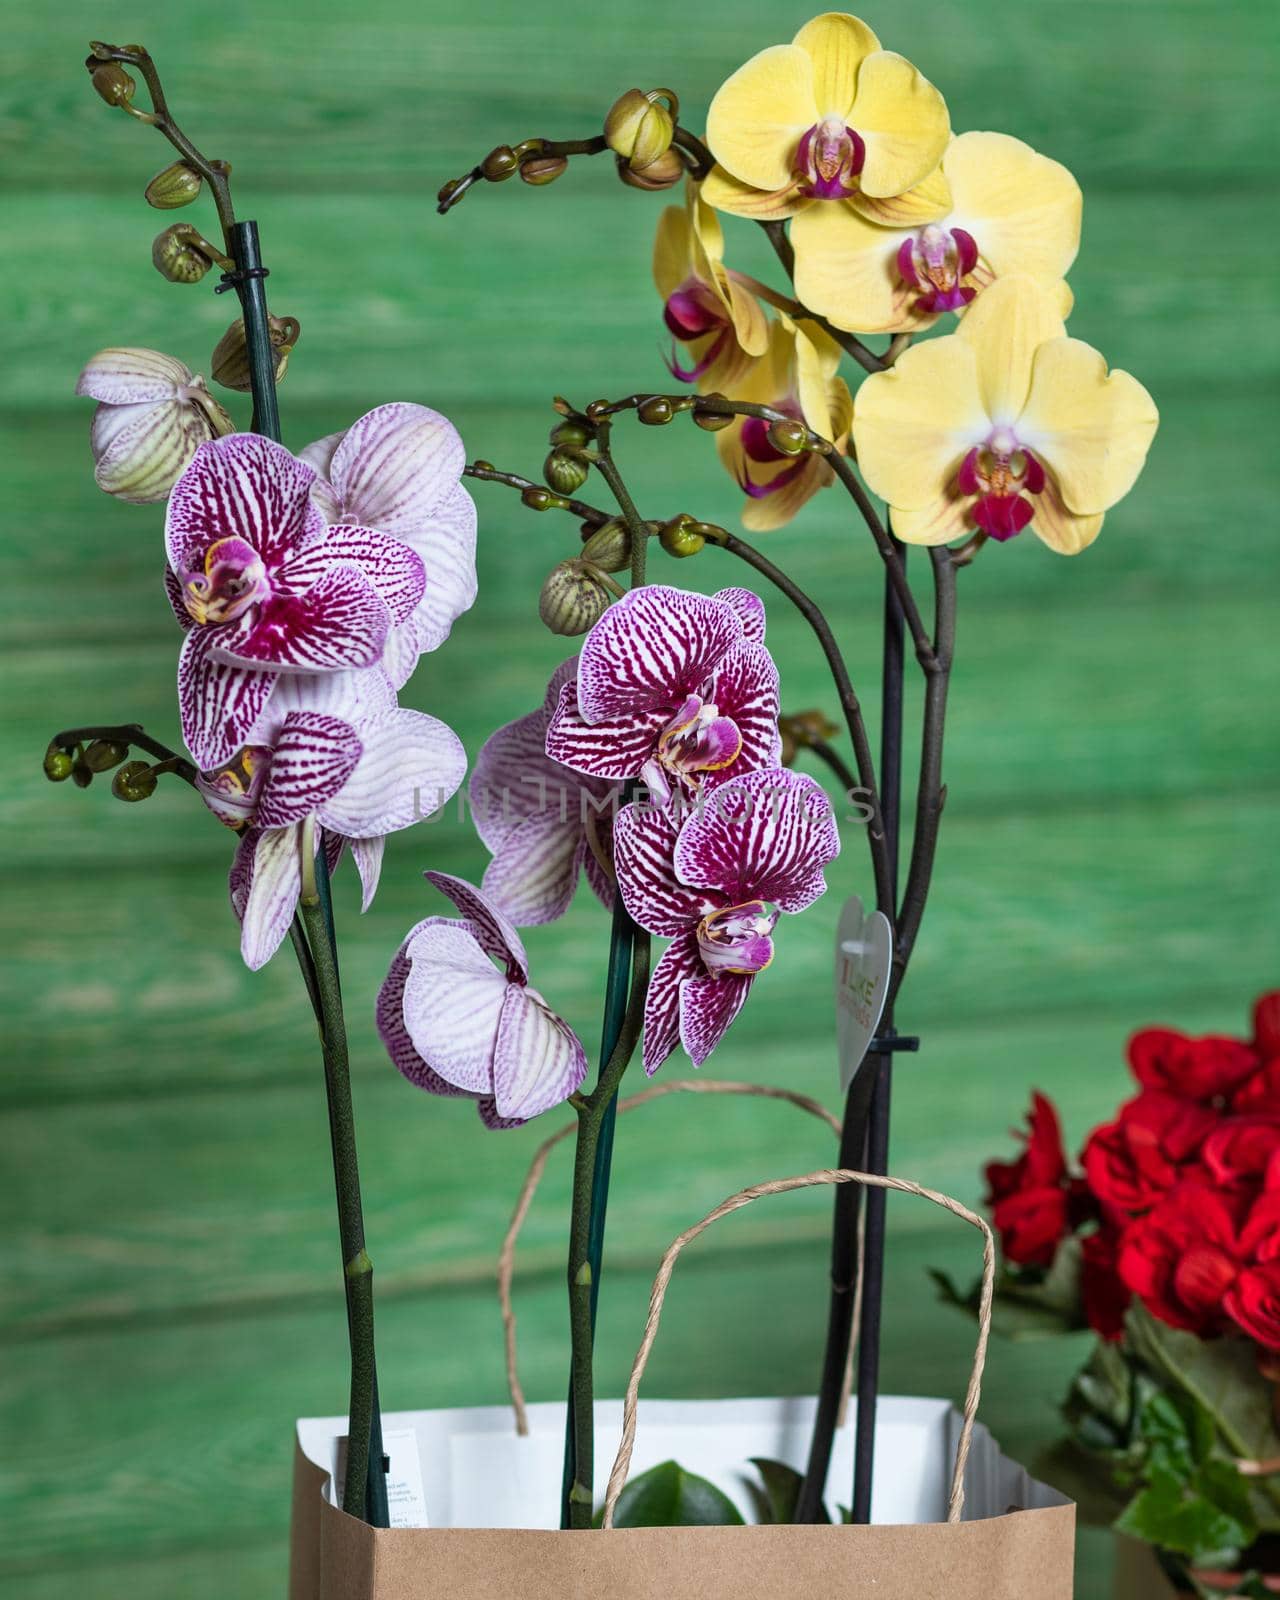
(562, 918), (651, 1528)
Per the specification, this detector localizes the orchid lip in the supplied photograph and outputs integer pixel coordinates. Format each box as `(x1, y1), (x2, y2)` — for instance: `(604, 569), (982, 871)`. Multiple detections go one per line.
(897, 225), (980, 316)
(796, 117), (865, 200)
(656, 693), (742, 781)
(957, 438), (1047, 542)
(182, 535), (270, 625)
(197, 744), (272, 826)
(696, 899), (779, 977)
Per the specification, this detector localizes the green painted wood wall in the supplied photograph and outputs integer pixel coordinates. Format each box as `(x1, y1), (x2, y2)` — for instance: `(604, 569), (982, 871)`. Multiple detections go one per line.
(2, 1), (1276, 1594)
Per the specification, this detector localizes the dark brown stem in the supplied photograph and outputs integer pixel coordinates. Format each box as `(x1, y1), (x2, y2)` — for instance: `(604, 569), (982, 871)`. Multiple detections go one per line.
(889, 547), (956, 998)
(804, 737), (859, 798)
(48, 724), (198, 786)
(588, 418), (648, 587)
(463, 460), (612, 527)
(90, 43), (237, 246)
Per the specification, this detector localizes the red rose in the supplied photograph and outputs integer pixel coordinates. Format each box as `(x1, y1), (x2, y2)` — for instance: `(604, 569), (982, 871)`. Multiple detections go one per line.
(984, 1092), (1073, 1267)
(1254, 990), (1280, 1061)
(1120, 1184), (1280, 1342)
(1081, 1091), (1216, 1216)
(1128, 1026), (1258, 1104)
(1226, 1263), (1280, 1349)
(1081, 1225), (1131, 1341)
(1233, 1060), (1280, 1115)
(1202, 1116), (1280, 1190)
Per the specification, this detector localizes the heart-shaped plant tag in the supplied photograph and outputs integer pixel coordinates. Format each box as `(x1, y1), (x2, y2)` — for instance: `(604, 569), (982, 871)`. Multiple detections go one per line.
(834, 893), (892, 1094)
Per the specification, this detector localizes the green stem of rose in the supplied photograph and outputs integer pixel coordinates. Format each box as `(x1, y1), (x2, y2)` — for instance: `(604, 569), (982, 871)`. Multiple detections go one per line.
(562, 923), (651, 1528)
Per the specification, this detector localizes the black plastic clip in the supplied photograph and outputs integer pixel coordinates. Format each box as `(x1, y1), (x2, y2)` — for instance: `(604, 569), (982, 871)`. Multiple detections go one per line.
(214, 264), (271, 294)
(866, 1034), (920, 1055)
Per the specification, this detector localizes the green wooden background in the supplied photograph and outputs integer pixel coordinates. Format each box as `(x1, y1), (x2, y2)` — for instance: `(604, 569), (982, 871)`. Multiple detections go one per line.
(2, 1), (1276, 1594)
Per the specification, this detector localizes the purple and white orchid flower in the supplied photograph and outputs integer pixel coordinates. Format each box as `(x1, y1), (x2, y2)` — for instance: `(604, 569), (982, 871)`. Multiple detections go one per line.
(545, 584), (781, 806)
(167, 432), (428, 768)
(470, 659), (618, 926)
(203, 667), (466, 969)
(377, 872), (588, 1127)
(300, 404), (478, 690)
(613, 766), (840, 1073)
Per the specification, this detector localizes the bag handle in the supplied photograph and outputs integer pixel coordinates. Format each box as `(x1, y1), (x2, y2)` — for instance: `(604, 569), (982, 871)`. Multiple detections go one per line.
(602, 1166), (995, 1529)
(498, 1079), (844, 1436)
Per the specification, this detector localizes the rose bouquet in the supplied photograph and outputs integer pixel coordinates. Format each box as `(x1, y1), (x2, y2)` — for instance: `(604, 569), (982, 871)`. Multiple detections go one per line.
(51, 13), (1155, 1579)
(950, 992), (1280, 1595)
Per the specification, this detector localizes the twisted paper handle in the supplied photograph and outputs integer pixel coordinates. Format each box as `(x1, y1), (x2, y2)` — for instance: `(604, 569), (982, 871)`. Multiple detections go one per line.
(498, 1079), (843, 1436)
(601, 1167), (995, 1529)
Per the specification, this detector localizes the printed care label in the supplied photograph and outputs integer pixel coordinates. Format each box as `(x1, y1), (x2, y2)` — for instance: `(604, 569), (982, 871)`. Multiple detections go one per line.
(335, 1427), (430, 1527)
(834, 893), (892, 1094)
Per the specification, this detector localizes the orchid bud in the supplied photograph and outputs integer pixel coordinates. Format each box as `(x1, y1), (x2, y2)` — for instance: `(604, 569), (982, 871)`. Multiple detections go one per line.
(544, 447), (590, 496)
(145, 161), (203, 209)
(211, 314), (299, 391)
(692, 400), (733, 432)
(616, 147), (684, 192)
(77, 348), (235, 504)
(550, 419), (592, 449)
(637, 395), (674, 426)
(522, 486), (563, 512)
(480, 145), (519, 182)
(44, 745), (75, 783)
(152, 223), (214, 283)
(89, 60), (136, 107)
(579, 519), (631, 573)
(768, 418), (810, 456)
(83, 739), (130, 773)
(521, 154), (569, 185)
(539, 559), (613, 636)
(604, 89), (675, 172)
(658, 514), (705, 558)
(112, 761), (158, 802)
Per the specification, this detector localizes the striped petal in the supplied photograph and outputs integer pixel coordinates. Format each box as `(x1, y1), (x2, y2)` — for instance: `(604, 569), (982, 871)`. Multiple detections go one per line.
(281, 525), (426, 625)
(470, 659), (578, 852)
(247, 666), (396, 746)
(212, 564), (391, 674)
(179, 627), (277, 768)
(424, 870), (527, 981)
(395, 481), (478, 653)
(703, 639), (782, 781)
(256, 711), (363, 829)
(545, 683), (669, 780)
(166, 433), (321, 573)
(350, 834), (385, 911)
(681, 972), (754, 1067)
(477, 1097), (526, 1131)
(613, 801), (711, 935)
(377, 924), (474, 1099)
(481, 814), (589, 928)
(643, 931), (704, 1075)
(675, 767), (839, 909)
(401, 918), (508, 1092)
(712, 587), (768, 643)
(575, 585), (743, 724)
(238, 823), (303, 971)
(492, 984), (588, 1119)
(317, 707), (466, 839)
(76, 347), (190, 404)
(323, 403), (467, 536)
(90, 398), (215, 505)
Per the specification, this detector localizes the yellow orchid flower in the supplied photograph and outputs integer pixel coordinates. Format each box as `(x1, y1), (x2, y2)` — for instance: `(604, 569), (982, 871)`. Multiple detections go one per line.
(653, 181), (770, 391)
(795, 131), (1082, 336)
(717, 313), (854, 533)
(852, 275), (1158, 554)
(702, 12), (950, 231)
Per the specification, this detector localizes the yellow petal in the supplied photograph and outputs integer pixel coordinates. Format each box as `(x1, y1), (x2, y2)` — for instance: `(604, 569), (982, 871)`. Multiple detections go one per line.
(690, 186), (726, 268)
(945, 131), (1082, 287)
(706, 44), (818, 191)
(698, 163), (806, 221)
(889, 487), (973, 546)
(827, 374), (854, 450)
(956, 273), (1064, 424)
(792, 202), (928, 335)
(792, 11), (881, 118)
(848, 161), (952, 226)
(1018, 338), (1159, 513)
(652, 203), (691, 300)
(1029, 470), (1104, 555)
(851, 335), (985, 510)
(724, 271), (772, 357)
(793, 316), (845, 437)
(743, 456), (831, 532)
(850, 51), (950, 198)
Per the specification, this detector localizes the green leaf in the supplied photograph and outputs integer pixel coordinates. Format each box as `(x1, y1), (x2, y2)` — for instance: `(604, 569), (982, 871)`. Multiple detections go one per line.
(1125, 1304), (1280, 1466)
(594, 1460), (745, 1528)
(1115, 1459), (1254, 1568)
(935, 1243), (1087, 1341)
(746, 1458), (830, 1525)
(1064, 1340), (1141, 1454)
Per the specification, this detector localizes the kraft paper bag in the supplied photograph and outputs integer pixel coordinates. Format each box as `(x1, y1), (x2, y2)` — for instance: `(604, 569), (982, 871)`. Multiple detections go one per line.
(288, 1395), (1075, 1599)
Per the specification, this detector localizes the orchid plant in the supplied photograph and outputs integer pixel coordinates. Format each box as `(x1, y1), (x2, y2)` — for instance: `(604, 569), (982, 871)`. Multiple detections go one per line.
(51, 15), (1158, 1539)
